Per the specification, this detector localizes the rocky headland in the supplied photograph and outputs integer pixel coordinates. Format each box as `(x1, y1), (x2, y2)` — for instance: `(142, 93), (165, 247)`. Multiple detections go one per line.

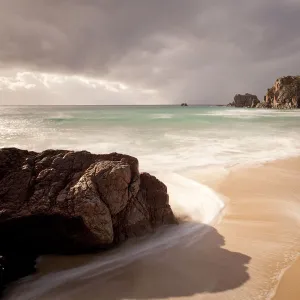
(228, 76), (300, 109)
(258, 76), (300, 109)
(0, 148), (177, 290)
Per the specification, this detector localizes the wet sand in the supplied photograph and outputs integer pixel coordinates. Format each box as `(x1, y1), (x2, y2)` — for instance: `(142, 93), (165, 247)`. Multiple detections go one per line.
(4, 157), (300, 300)
(210, 157), (300, 300)
(272, 256), (300, 300)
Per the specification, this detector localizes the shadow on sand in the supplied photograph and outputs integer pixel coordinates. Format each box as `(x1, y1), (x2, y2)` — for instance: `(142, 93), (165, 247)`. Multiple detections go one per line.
(4, 223), (251, 300)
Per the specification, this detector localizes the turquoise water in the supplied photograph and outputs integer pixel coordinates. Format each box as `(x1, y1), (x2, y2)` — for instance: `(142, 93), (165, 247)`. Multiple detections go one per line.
(1, 105), (300, 174)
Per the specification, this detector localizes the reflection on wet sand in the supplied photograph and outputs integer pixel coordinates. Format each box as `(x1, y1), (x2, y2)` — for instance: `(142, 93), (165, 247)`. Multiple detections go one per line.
(6, 157), (300, 300)
(4, 224), (250, 300)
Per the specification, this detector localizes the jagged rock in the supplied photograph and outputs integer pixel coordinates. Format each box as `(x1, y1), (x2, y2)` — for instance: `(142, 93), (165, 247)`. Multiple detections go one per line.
(261, 76), (300, 109)
(256, 102), (271, 109)
(228, 94), (260, 108)
(0, 148), (177, 287)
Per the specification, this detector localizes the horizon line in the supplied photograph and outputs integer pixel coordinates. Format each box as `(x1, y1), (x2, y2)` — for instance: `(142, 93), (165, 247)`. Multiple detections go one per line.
(0, 104), (227, 107)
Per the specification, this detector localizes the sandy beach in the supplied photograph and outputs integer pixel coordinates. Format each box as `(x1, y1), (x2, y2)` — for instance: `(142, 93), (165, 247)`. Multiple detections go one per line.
(211, 157), (300, 300)
(4, 156), (300, 300)
(273, 257), (300, 300)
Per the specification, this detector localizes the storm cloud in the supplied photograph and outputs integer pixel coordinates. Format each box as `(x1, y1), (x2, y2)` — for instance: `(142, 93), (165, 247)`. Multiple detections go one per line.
(0, 0), (300, 104)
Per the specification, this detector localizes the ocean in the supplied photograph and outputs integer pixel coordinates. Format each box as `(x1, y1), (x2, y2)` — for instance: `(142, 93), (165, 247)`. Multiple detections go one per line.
(2, 105), (300, 173)
(1, 105), (300, 221)
(1, 105), (299, 222)
(1, 105), (300, 300)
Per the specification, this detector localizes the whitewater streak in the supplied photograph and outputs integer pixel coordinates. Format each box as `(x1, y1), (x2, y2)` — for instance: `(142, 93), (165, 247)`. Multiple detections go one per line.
(160, 172), (225, 224)
(5, 172), (226, 300)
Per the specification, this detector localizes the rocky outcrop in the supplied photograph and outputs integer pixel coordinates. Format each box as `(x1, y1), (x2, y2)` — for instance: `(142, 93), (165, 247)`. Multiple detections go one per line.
(227, 94), (260, 108)
(0, 148), (176, 287)
(181, 103), (188, 106)
(255, 102), (270, 109)
(262, 76), (300, 109)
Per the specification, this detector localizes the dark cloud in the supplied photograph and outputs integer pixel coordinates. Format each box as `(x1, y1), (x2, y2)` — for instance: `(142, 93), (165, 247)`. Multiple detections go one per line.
(0, 0), (300, 104)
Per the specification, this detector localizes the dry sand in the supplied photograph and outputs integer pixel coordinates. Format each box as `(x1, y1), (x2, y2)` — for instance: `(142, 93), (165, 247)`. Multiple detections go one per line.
(4, 157), (300, 300)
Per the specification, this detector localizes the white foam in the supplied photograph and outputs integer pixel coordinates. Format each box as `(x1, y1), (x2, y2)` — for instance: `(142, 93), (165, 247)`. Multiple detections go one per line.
(47, 112), (75, 120)
(195, 108), (300, 118)
(160, 172), (225, 224)
(150, 113), (173, 119)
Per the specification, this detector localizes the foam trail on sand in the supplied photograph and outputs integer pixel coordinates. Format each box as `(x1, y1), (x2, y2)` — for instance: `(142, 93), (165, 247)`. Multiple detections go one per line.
(4, 172), (226, 300)
(160, 172), (225, 224)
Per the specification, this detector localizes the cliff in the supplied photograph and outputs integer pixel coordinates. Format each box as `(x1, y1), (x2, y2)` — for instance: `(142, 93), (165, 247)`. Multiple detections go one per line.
(0, 148), (177, 288)
(227, 94), (260, 108)
(258, 76), (300, 109)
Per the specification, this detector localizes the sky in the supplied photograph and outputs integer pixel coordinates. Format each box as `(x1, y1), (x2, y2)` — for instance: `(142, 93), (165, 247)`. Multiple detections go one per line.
(0, 0), (300, 105)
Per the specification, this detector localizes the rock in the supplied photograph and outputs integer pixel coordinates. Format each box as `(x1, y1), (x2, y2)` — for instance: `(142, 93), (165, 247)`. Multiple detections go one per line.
(181, 103), (188, 106)
(256, 102), (271, 109)
(0, 148), (177, 286)
(260, 76), (300, 109)
(228, 94), (260, 108)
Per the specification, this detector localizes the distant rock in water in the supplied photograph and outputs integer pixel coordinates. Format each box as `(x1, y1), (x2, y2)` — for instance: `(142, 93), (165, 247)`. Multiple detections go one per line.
(227, 94), (260, 108)
(181, 103), (188, 106)
(0, 148), (177, 289)
(259, 76), (300, 109)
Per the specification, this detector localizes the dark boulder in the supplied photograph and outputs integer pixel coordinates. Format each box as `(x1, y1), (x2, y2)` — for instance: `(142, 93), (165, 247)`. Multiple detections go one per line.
(228, 94), (260, 108)
(0, 148), (177, 288)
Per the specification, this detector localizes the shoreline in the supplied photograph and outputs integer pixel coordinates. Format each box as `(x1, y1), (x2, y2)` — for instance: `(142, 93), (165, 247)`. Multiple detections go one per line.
(206, 156), (300, 300)
(271, 254), (300, 300)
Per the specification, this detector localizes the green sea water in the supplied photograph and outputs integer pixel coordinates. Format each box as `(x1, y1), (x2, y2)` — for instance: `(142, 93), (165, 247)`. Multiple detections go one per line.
(1, 105), (300, 174)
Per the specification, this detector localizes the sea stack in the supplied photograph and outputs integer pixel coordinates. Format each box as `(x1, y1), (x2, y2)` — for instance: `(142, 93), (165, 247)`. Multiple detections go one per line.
(227, 94), (260, 108)
(0, 148), (177, 289)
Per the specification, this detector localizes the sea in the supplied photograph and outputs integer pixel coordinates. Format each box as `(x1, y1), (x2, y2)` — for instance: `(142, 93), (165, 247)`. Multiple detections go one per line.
(1, 105), (300, 299)
(2, 105), (300, 173)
